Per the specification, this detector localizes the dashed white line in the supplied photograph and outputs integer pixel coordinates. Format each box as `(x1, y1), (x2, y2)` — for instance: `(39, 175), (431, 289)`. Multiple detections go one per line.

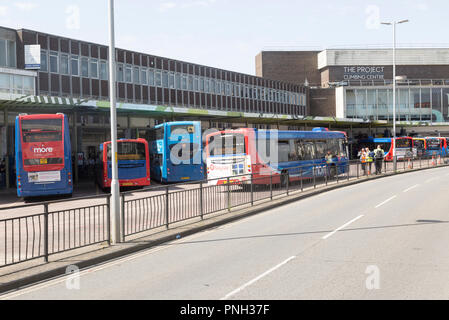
(403, 184), (420, 193)
(375, 195), (397, 209)
(425, 177), (440, 183)
(322, 215), (364, 240)
(220, 256), (296, 300)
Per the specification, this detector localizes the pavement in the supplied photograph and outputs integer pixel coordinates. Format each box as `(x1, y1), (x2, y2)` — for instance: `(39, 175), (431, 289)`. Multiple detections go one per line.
(0, 161), (448, 298)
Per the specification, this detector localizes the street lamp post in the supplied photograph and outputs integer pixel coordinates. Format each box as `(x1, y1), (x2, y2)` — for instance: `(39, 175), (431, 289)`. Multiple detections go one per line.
(108, 0), (121, 243)
(381, 19), (409, 172)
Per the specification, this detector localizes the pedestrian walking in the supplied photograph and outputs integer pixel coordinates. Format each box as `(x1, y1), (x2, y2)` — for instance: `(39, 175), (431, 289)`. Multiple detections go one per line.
(360, 148), (367, 176)
(374, 145), (385, 175)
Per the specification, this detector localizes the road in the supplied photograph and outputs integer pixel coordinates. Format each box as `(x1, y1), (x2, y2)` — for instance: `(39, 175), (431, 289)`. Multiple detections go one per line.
(2, 165), (449, 300)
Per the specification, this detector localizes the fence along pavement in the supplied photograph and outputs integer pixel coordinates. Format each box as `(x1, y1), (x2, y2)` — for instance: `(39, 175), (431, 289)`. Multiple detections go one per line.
(1, 155), (448, 268)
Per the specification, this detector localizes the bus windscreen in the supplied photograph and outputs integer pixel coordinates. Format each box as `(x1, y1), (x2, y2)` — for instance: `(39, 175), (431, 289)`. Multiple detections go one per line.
(21, 119), (63, 142)
(208, 134), (246, 156)
(414, 140), (425, 149)
(169, 143), (200, 161)
(107, 142), (146, 161)
(426, 139), (440, 150)
(396, 139), (411, 148)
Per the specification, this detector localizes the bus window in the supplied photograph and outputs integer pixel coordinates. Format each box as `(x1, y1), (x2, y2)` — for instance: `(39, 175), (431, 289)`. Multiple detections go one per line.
(208, 134), (245, 156)
(107, 142), (146, 161)
(169, 143), (200, 163)
(396, 139), (411, 148)
(315, 140), (327, 158)
(22, 119), (63, 142)
(171, 124), (195, 134)
(302, 140), (316, 160)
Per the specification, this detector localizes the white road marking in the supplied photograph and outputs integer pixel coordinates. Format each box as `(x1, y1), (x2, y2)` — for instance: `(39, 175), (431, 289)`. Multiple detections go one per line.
(403, 184), (420, 193)
(220, 256), (296, 300)
(375, 195), (397, 209)
(322, 215), (364, 240)
(425, 177), (440, 183)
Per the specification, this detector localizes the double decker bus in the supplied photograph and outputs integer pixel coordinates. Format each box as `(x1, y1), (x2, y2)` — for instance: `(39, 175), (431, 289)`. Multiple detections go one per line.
(15, 113), (73, 198)
(425, 137), (447, 157)
(205, 128), (349, 186)
(148, 121), (204, 183)
(358, 137), (413, 161)
(412, 138), (426, 158)
(96, 138), (150, 189)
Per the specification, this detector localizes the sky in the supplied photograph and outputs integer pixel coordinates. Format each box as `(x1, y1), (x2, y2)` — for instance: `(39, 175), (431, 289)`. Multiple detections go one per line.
(0, 0), (447, 75)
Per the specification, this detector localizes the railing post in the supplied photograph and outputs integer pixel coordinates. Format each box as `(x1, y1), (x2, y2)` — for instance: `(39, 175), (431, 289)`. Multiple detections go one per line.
(227, 177), (231, 212)
(336, 164), (339, 183)
(165, 186), (169, 229)
(107, 195), (111, 245)
(121, 194), (125, 242)
(286, 171), (289, 196)
(300, 167), (303, 192)
(313, 167), (316, 189)
(347, 162), (350, 181)
(200, 181), (204, 220)
(357, 162), (359, 179)
(250, 174), (254, 206)
(270, 172), (273, 200)
(325, 165), (328, 186)
(44, 203), (49, 263)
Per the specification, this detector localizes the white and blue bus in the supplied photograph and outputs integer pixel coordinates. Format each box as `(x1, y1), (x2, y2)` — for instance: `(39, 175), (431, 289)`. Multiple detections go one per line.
(205, 127), (349, 185)
(148, 121), (204, 183)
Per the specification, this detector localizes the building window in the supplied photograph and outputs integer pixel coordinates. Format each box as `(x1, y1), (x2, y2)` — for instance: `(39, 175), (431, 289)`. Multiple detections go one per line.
(90, 58), (98, 78)
(125, 65), (132, 83)
(0, 74), (9, 93)
(71, 55), (79, 76)
(204, 78), (209, 93)
(40, 50), (48, 72)
(193, 77), (199, 91)
(60, 54), (69, 75)
(117, 64), (124, 82)
(8, 41), (16, 67)
(100, 60), (108, 80)
(181, 75), (187, 90)
(162, 71), (169, 88)
(199, 77), (204, 92)
(169, 72), (175, 89)
(49, 51), (58, 73)
(155, 70), (162, 87)
(148, 69), (154, 85)
(0, 40), (6, 67)
(133, 66), (140, 84)
(81, 57), (89, 77)
(175, 73), (181, 89)
(141, 69), (147, 85)
(210, 79), (215, 94)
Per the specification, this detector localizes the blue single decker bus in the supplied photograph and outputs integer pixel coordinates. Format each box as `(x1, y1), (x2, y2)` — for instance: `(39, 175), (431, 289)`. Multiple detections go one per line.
(148, 121), (204, 183)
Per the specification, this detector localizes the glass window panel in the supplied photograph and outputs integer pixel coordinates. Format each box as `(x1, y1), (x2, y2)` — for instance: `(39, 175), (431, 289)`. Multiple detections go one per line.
(40, 51), (48, 72)
(193, 77), (198, 91)
(133, 67), (140, 84)
(141, 69), (147, 85)
(155, 71), (162, 87)
(90, 59), (98, 78)
(125, 65), (132, 83)
(148, 69), (154, 85)
(81, 57), (89, 77)
(169, 72), (175, 89)
(71, 55), (78, 76)
(204, 78), (209, 93)
(0, 40), (6, 66)
(367, 89), (376, 120)
(432, 88), (442, 122)
(162, 71), (168, 87)
(410, 88), (420, 121)
(199, 77), (204, 92)
(50, 52), (58, 73)
(60, 54), (69, 75)
(23, 76), (34, 93)
(188, 75), (193, 91)
(7, 40), (16, 67)
(175, 73), (181, 89)
(117, 64), (124, 82)
(210, 79), (215, 94)
(13, 75), (23, 94)
(421, 88), (431, 121)
(0, 73), (10, 93)
(181, 75), (187, 90)
(100, 61), (108, 80)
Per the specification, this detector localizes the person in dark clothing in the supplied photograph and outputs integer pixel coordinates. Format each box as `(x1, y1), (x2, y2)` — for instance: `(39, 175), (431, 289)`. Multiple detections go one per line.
(374, 145), (385, 175)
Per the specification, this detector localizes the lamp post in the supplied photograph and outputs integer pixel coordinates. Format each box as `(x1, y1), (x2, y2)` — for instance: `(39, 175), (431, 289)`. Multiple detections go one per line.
(108, 0), (121, 243)
(381, 19), (409, 172)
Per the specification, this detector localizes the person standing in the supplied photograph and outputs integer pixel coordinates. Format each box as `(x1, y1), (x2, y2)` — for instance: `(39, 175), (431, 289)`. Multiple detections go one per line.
(374, 145), (385, 175)
(366, 148), (374, 175)
(360, 148), (367, 176)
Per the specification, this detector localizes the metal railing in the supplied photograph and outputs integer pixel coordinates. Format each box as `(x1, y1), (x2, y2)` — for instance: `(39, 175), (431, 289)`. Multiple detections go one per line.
(0, 194), (110, 267)
(1, 154), (448, 268)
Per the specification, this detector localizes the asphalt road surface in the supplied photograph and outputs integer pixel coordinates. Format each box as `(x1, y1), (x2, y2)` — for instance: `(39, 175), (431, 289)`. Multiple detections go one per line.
(2, 165), (449, 300)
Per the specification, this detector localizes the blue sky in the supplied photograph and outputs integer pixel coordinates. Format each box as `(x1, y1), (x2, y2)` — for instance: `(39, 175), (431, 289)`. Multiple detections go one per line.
(0, 0), (447, 75)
